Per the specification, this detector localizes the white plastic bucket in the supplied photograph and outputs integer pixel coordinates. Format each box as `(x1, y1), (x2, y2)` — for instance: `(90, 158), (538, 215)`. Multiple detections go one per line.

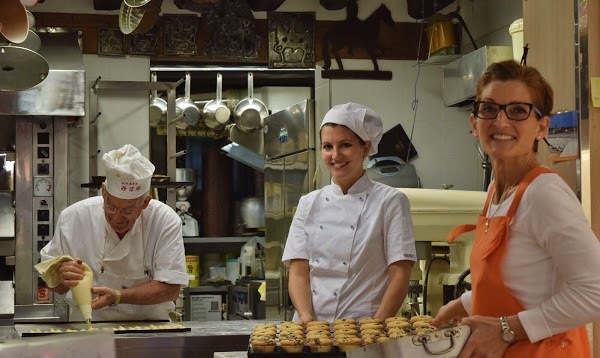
(509, 18), (524, 61)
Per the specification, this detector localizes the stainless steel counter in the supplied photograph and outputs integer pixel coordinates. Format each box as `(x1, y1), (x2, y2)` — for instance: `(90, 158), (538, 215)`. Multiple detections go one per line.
(2, 320), (274, 358)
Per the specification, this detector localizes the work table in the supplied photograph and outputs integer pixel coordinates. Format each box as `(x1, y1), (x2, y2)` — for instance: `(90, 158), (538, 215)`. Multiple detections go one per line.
(0, 320), (268, 357)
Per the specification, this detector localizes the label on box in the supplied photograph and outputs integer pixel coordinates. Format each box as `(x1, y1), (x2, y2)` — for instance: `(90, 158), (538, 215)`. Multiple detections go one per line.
(190, 294), (222, 321)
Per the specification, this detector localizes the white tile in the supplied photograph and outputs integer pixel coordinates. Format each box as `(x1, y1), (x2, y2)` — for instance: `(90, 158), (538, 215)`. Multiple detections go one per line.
(442, 157), (482, 191)
(411, 157), (443, 189)
(442, 107), (477, 159)
(412, 117), (442, 159)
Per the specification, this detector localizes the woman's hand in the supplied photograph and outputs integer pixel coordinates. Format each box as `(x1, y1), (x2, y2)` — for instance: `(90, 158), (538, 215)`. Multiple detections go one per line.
(457, 315), (511, 358)
(430, 298), (468, 327)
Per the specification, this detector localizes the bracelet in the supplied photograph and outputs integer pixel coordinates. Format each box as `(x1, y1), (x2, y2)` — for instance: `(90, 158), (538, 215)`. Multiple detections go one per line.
(111, 289), (121, 306)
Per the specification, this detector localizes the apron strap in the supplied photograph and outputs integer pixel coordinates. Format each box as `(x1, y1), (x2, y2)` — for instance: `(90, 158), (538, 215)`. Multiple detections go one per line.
(447, 224), (477, 243)
(482, 182), (495, 215)
(505, 166), (554, 219)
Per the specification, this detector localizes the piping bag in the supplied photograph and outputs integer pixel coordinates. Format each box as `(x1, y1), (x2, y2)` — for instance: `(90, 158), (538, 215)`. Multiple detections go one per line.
(71, 262), (94, 328)
(35, 256), (94, 328)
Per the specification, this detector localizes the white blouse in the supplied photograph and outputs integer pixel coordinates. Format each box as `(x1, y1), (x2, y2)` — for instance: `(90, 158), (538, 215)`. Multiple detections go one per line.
(460, 173), (600, 343)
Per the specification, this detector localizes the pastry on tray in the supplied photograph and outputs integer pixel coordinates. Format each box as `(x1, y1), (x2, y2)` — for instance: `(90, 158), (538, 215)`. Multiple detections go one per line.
(307, 336), (333, 353)
(333, 318), (356, 325)
(279, 337), (304, 353)
(250, 336), (276, 353)
(336, 336), (362, 352)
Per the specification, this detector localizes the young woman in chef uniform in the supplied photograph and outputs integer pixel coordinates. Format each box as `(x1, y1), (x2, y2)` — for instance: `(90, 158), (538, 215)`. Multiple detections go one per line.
(431, 60), (600, 357)
(282, 103), (417, 323)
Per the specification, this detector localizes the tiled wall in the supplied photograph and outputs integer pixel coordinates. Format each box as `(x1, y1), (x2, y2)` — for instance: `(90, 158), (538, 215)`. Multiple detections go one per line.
(315, 59), (483, 191)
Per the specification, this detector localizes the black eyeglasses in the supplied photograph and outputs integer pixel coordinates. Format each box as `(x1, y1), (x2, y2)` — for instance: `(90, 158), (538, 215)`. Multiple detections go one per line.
(473, 101), (543, 121)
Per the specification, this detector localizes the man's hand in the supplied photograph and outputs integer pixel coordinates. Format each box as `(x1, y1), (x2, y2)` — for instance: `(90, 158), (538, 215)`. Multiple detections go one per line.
(297, 312), (314, 324)
(91, 287), (120, 309)
(58, 259), (85, 288)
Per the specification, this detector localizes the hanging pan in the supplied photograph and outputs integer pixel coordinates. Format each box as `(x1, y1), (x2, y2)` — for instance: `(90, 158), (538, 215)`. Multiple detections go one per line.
(119, 0), (162, 35)
(0, 45), (49, 91)
(233, 72), (268, 133)
(124, 0), (152, 7)
(0, 0), (29, 44)
(203, 73), (231, 130)
(149, 72), (167, 127)
(175, 72), (200, 129)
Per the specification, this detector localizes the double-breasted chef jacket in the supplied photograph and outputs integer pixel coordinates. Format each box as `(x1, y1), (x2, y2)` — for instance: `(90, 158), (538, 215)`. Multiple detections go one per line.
(41, 196), (189, 321)
(282, 174), (416, 322)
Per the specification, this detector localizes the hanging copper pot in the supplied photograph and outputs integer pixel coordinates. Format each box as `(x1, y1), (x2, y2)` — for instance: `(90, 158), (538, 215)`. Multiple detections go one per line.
(124, 0), (152, 7)
(0, 0), (29, 44)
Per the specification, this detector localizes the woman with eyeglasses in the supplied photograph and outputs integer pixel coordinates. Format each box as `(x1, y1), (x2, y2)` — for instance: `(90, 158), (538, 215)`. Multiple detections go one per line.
(39, 144), (188, 322)
(430, 60), (600, 357)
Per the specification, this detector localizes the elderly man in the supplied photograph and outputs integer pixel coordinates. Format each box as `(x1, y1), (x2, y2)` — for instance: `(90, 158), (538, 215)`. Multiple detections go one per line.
(40, 144), (188, 321)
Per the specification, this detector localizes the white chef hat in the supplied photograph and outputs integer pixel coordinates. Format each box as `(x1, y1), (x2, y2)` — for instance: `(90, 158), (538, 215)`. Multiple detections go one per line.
(101, 144), (154, 200)
(320, 102), (383, 156)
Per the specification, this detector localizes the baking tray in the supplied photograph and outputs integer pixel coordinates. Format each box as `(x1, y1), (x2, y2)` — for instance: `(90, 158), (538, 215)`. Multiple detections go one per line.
(16, 321), (191, 337)
(247, 345), (346, 357)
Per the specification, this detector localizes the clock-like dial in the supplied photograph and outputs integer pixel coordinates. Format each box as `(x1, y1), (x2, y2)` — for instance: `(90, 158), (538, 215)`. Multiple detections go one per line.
(33, 177), (53, 197)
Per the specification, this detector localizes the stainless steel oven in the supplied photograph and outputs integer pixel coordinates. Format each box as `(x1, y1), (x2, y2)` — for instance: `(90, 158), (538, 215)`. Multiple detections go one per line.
(0, 32), (85, 323)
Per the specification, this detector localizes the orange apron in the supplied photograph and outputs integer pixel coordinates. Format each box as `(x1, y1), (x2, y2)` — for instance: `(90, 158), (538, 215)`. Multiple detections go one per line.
(448, 166), (590, 357)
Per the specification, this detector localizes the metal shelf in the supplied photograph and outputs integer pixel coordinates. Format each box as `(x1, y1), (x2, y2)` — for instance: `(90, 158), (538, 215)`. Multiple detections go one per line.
(88, 76), (184, 209)
(417, 54), (462, 66)
(81, 181), (194, 189)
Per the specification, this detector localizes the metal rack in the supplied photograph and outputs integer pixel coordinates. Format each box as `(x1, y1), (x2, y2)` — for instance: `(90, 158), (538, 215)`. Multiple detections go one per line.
(88, 76), (185, 208)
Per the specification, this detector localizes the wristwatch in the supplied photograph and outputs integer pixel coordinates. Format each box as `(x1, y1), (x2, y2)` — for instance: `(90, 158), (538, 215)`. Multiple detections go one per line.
(111, 289), (121, 307)
(500, 316), (515, 343)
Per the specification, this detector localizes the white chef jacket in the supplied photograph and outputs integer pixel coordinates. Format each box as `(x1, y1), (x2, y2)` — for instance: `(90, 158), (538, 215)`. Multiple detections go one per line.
(41, 196), (189, 321)
(282, 174), (416, 322)
(460, 173), (600, 343)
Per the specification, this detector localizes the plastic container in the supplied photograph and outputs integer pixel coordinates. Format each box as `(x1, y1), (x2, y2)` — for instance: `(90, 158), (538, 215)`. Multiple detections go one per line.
(185, 255), (200, 287)
(509, 18), (524, 61)
(209, 266), (227, 280)
(226, 258), (239, 283)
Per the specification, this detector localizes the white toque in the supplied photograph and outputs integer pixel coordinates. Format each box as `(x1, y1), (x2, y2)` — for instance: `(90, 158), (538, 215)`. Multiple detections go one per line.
(101, 144), (154, 199)
(320, 102), (384, 156)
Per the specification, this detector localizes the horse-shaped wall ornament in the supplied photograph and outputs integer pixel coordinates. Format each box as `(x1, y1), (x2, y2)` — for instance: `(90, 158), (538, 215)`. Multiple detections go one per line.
(322, 4), (395, 72)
